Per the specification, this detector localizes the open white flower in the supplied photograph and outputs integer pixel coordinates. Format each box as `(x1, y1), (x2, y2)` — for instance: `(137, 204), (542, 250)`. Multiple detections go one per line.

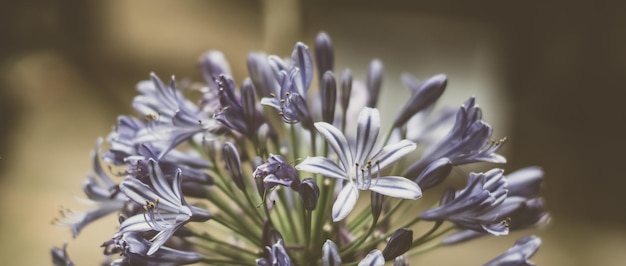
(296, 107), (422, 221)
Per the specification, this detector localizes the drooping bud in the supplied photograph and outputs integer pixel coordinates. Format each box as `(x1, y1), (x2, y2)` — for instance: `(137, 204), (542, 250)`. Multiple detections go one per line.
(382, 228), (413, 260)
(223, 142), (245, 191)
(321, 71), (337, 123)
(315, 32), (334, 82)
(322, 240), (342, 266)
(392, 74), (447, 128)
(340, 69), (353, 113)
(366, 59), (383, 108)
(298, 178), (320, 211)
(414, 158), (452, 190)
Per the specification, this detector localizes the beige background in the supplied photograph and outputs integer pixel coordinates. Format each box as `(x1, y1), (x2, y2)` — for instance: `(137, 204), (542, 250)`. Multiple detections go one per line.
(1, 0), (625, 265)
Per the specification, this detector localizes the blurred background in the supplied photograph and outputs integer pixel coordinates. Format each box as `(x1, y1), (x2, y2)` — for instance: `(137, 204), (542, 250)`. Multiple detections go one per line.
(1, 0), (625, 265)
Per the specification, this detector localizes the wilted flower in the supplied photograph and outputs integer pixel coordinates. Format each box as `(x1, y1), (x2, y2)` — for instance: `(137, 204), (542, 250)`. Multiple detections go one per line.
(53, 31), (548, 266)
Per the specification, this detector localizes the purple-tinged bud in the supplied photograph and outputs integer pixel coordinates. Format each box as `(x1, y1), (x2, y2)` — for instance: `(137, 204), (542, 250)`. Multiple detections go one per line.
(242, 78), (258, 137)
(223, 142), (245, 191)
(366, 59), (383, 108)
(298, 178), (320, 211)
(315, 32), (335, 82)
(248, 52), (277, 97)
(200, 50), (232, 90)
(322, 240), (342, 266)
(321, 71), (337, 123)
(340, 69), (353, 112)
(415, 158), (452, 190)
(393, 74), (447, 128)
(371, 191), (384, 222)
(291, 42), (314, 93)
(383, 228), (413, 261)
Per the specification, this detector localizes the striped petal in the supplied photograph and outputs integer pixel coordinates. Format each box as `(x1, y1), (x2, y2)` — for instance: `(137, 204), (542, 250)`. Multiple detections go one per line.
(147, 159), (180, 206)
(372, 140), (416, 171)
(314, 122), (353, 171)
(119, 179), (179, 212)
(369, 176), (422, 200)
(296, 156), (347, 180)
(355, 108), (380, 165)
(332, 182), (359, 221)
(358, 249), (384, 266)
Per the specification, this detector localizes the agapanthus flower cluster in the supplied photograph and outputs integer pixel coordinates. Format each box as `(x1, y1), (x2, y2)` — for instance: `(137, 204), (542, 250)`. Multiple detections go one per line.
(53, 32), (548, 265)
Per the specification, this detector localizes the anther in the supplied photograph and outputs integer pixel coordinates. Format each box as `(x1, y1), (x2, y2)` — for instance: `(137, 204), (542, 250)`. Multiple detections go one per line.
(270, 93), (276, 97)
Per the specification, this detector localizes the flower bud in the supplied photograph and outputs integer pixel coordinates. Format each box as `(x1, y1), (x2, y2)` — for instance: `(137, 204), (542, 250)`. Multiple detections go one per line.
(321, 71), (337, 123)
(340, 69), (353, 112)
(382, 228), (413, 260)
(366, 59), (383, 108)
(223, 142), (245, 191)
(322, 240), (342, 266)
(393, 74), (447, 128)
(241, 78), (258, 137)
(315, 32), (334, 82)
(298, 178), (320, 211)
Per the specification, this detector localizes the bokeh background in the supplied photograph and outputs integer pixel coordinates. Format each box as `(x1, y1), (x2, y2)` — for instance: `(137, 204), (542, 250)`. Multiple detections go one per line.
(1, 0), (625, 265)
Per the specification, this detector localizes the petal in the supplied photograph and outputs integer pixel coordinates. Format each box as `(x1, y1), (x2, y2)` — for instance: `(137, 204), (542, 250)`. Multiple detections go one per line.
(358, 249), (385, 266)
(314, 122), (353, 171)
(369, 176), (422, 200)
(322, 240), (342, 266)
(291, 42), (313, 94)
(372, 140), (416, 171)
(332, 183), (359, 221)
(119, 179), (179, 212)
(296, 157), (347, 180)
(355, 108), (380, 165)
(148, 223), (184, 255)
(148, 159), (180, 204)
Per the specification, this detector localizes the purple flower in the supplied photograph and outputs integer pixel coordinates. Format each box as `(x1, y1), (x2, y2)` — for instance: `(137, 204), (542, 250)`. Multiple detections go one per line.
(405, 97), (506, 179)
(132, 73), (216, 155)
(118, 159), (210, 255)
(297, 107), (421, 221)
(108, 232), (201, 266)
(421, 169), (519, 236)
(253, 154), (300, 190)
(54, 139), (126, 237)
(484, 236), (541, 266)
